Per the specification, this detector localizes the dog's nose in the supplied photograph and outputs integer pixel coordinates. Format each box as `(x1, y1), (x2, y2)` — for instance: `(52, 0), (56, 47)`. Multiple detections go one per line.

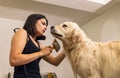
(51, 26), (55, 30)
(51, 26), (55, 34)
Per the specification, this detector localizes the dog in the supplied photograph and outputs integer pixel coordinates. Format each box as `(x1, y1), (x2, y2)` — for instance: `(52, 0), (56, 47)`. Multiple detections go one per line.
(51, 22), (120, 78)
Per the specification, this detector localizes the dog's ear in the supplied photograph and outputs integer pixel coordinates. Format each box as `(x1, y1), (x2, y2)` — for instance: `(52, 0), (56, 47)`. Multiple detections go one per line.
(72, 27), (87, 43)
(72, 28), (81, 43)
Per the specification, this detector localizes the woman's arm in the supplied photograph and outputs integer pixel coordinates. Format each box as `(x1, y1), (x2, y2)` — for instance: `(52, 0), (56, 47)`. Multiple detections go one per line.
(9, 29), (51, 66)
(42, 50), (65, 66)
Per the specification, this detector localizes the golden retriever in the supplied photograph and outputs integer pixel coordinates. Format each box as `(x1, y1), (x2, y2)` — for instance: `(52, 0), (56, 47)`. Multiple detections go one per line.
(51, 22), (120, 78)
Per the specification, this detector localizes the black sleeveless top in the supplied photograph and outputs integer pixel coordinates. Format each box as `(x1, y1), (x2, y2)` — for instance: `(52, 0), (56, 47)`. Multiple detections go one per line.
(14, 35), (41, 78)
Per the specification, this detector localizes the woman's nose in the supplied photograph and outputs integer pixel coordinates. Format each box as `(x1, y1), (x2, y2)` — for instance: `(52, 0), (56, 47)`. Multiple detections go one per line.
(44, 26), (47, 30)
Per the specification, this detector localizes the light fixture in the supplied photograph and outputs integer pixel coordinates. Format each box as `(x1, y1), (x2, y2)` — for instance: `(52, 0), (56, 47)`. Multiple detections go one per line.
(88, 0), (112, 5)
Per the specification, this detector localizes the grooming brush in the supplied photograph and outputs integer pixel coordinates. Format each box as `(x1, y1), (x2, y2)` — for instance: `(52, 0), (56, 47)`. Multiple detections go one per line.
(52, 39), (61, 52)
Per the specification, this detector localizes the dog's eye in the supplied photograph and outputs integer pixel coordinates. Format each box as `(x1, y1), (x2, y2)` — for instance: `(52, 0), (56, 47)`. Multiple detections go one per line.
(62, 24), (68, 27)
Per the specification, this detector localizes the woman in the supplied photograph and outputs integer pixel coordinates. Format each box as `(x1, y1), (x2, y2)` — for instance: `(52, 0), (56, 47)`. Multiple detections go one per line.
(9, 14), (65, 78)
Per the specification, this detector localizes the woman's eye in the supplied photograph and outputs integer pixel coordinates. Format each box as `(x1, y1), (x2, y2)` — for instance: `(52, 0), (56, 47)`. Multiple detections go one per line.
(62, 24), (67, 27)
(42, 22), (46, 25)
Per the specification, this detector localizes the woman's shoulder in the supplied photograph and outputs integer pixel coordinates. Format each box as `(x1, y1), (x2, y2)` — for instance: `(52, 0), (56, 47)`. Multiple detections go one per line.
(13, 28), (27, 39)
(17, 28), (26, 33)
(15, 28), (27, 35)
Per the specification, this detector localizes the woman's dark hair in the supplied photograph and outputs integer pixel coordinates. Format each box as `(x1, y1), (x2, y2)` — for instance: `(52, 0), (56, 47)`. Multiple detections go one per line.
(23, 14), (48, 37)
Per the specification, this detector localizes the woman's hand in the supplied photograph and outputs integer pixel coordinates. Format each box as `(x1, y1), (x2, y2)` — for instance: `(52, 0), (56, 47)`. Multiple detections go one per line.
(40, 46), (53, 57)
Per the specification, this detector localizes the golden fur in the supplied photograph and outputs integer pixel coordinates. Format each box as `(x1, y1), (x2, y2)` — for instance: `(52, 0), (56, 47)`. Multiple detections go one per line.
(51, 22), (120, 78)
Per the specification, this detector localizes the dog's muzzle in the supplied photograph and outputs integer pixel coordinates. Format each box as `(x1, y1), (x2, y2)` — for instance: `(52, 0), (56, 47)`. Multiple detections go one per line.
(51, 26), (62, 37)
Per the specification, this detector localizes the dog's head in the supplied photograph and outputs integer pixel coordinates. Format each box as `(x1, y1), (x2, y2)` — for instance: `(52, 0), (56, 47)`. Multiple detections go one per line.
(51, 22), (84, 44)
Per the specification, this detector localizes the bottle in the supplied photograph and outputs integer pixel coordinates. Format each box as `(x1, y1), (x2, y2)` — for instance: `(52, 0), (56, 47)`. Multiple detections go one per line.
(47, 73), (53, 78)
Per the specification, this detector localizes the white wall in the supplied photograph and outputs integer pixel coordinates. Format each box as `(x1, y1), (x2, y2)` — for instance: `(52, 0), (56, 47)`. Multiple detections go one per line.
(0, 5), (74, 78)
(81, 3), (120, 42)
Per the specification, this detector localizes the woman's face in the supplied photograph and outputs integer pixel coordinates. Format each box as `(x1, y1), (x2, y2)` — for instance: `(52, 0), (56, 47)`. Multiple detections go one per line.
(35, 18), (47, 36)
